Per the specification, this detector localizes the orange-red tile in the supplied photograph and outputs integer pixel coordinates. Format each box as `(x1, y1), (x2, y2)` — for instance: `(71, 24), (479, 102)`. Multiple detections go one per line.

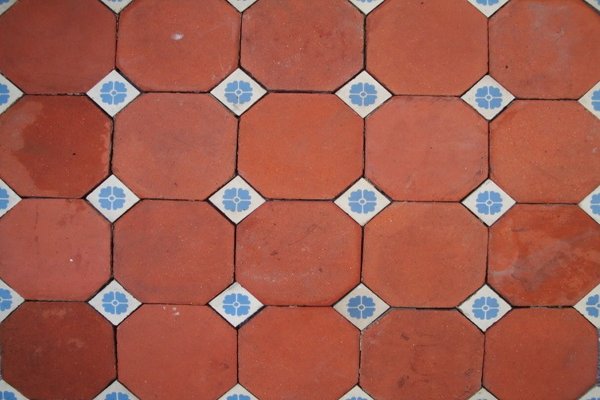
(367, 0), (487, 95)
(0, 199), (111, 300)
(489, 205), (600, 306)
(236, 201), (361, 305)
(366, 97), (488, 201)
(0, 0), (115, 94)
(117, 0), (239, 91)
(491, 101), (600, 203)
(239, 307), (358, 399)
(113, 94), (237, 200)
(241, 0), (363, 91)
(238, 94), (363, 199)
(490, 0), (600, 99)
(360, 309), (483, 399)
(114, 201), (234, 304)
(0, 302), (115, 400)
(363, 203), (487, 307)
(118, 305), (236, 400)
(484, 308), (597, 400)
(0, 96), (111, 197)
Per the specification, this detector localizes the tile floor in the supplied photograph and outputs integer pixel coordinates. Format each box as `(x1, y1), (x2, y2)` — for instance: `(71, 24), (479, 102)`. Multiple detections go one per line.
(0, 0), (599, 399)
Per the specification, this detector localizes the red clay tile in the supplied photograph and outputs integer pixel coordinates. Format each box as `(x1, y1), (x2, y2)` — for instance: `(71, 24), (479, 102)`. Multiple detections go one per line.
(0, 302), (115, 400)
(367, 0), (487, 95)
(239, 307), (358, 399)
(114, 201), (234, 304)
(117, 0), (240, 91)
(118, 305), (236, 400)
(489, 205), (600, 306)
(484, 308), (597, 400)
(366, 97), (488, 201)
(490, 0), (600, 99)
(238, 94), (363, 199)
(363, 203), (487, 307)
(0, 0), (115, 94)
(113, 94), (237, 200)
(491, 101), (600, 203)
(361, 309), (483, 399)
(236, 201), (361, 305)
(0, 96), (111, 197)
(241, 0), (363, 91)
(0, 199), (111, 300)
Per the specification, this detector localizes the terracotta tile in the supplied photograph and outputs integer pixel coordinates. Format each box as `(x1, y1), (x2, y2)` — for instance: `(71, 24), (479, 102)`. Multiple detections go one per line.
(0, 199), (111, 300)
(366, 97), (488, 201)
(0, 96), (111, 197)
(491, 101), (600, 203)
(360, 309), (484, 399)
(489, 205), (600, 306)
(489, 0), (600, 99)
(367, 0), (487, 95)
(118, 305), (237, 400)
(238, 94), (363, 199)
(363, 203), (487, 307)
(113, 94), (237, 200)
(114, 201), (234, 304)
(0, 0), (115, 94)
(0, 302), (115, 400)
(239, 307), (358, 399)
(484, 308), (597, 400)
(117, 0), (240, 91)
(236, 201), (361, 305)
(241, 0), (363, 91)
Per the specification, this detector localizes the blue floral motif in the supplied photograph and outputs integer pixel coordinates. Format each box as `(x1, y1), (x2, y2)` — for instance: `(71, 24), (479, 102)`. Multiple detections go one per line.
(356, 0), (375, 2)
(222, 188), (251, 212)
(100, 81), (128, 105)
(476, 0), (499, 5)
(349, 82), (377, 107)
(102, 291), (129, 315)
(0, 84), (9, 105)
(586, 294), (600, 318)
(472, 296), (500, 320)
(348, 189), (377, 214)
(475, 86), (502, 109)
(98, 186), (126, 211)
(224, 81), (253, 105)
(475, 190), (503, 215)
(223, 293), (251, 316)
(0, 188), (9, 210)
(347, 295), (376, 319)
(105, 393), (129, 400)
(592, 90), (600, 111)
(591, 193), (600, 215)
(0, 289), (12, 312)
(347, 397), (368, 400)
(226, 395), (251, 400)
(0, 391), (17, 400)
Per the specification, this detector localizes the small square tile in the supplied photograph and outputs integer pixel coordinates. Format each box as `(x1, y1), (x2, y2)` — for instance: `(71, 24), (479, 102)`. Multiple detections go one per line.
(339, 386), (374, 400)
(0, 0), (17, 15)
(86, 175), (139, 223)
(208, 176), (265, 224)
(466, 0), (510, 17)
(575, 283), (600, 328)
(579, 81), (600, 120)
(334, 284), (389, 330)
(336, 71), (392, 118)
(348, 0), (385, 15)
(217, 383), (259, 400)
(0, 179), (21, 218)
(459, 285), (512, 332)
(100, 0), (134, 13)
(462, 179), (516, 226)
(0, 278), (24, 323)
(580, 386), (600, 400)
(0, 380), (28, 400)
(209, 282), (263, 327)
(87, 70), (140, 117)
(211, 68), (266, 116)
(93, 381), (139, 400)
(89, 280), (141, 326)
(334, 178), (390, 226)
(468, 388), (499, 400)
(579, 184), (600, 224)
(583, 0), (600, 12)
(227, 0), (259, 12)
(462, 75), (515, 120)
(0, 74), (23, 114)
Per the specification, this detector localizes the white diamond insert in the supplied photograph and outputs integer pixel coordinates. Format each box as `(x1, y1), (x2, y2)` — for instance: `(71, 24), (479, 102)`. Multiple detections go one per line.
(87, 175), (140, 223)
(89, 280), (141, 326)
(462, 75), (515, 120)
(348, 0), (386, 15)
(0, 0), (17, 16)
(580, 386), (600, 400)
(100, 0), (134, 13)
(0, 380), (28, 400)
(335, 178), (390, 226)
(217, 384), (259, 400)
(0, 74), (23, 115)
(209, 176), (265, 224)
(0, 178), (21, 219)
(584, 0), (600, 12)
(334, 284), (389, 330)
(462, 179), (515, 226)
(578, 184), (600, 224)
(209, 282), (263, 327)
(87, 70), (140, 117)
(93, 381), (139, 400)
(226, 0), (259, 12)
(466, 0), (510, 17)
(459, 285), (511, 332)
(336, 71), (392, 118)
(574, 282), (600, 329)
(0, 278), (24, 323)
(211, 68), (267, 116)
(468, 388), (499, 400)
(339, 386), (375, 400)
(579, 81), (600, 120)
